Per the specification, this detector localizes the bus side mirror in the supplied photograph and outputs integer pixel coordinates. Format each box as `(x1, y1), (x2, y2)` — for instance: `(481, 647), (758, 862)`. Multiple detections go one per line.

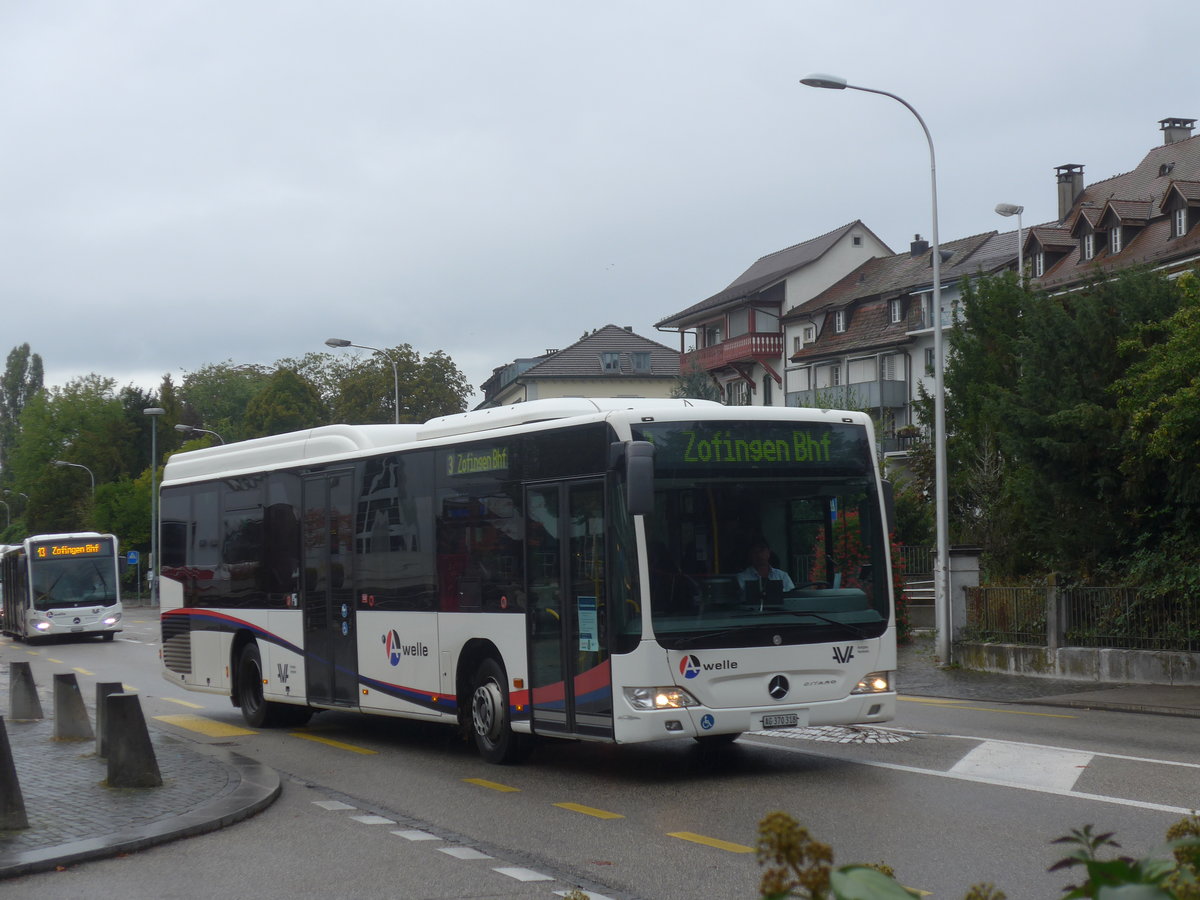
(611, 440), (655, 517)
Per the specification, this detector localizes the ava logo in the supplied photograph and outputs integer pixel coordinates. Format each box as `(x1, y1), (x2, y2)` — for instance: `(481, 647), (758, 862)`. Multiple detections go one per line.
(831, 645), (856, 664)
(276, 663), (290, 684)
(679, 655), (702, 679)
(384, 630), (404, 666)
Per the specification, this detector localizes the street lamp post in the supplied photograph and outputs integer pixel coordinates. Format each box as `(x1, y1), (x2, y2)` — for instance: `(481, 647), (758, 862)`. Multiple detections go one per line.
(801, 73), (953, 664)
(174, 423), (225, 444)
(51, 460), (96, 499)
(995, 203), (1025, 286)
(144, 407), (166, 605)
(325, 337), (401, 424)
(0, 499), (8, 528)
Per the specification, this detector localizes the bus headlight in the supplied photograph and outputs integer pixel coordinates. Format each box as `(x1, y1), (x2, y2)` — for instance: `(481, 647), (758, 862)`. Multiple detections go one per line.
(33, 620), (52, 632)
(851, 672), (892, 694)
(623, 686), (700, 710)
(103, 615), (120, 626)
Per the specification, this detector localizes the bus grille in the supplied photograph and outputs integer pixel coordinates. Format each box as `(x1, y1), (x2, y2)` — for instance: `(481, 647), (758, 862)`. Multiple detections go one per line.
(161, 616), (193, 674)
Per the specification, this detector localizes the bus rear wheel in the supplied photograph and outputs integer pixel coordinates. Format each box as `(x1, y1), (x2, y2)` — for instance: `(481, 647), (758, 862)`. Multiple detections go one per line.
(470, 657), (530, 764)
(237, 642), (311, 728)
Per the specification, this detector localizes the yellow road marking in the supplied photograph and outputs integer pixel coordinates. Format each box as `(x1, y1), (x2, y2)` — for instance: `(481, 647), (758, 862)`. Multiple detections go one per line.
(154, 714), (257, 737)
(73, 667), (94, 676)
(667, 832), (754, 853)
(289, 731), (378, 754)
(464, 778), (521, 792)
(898, 696), (1076, 719)
(163, 697), (204, 709)
(47, 657), (65, 664)
(554, 802), (624, 819)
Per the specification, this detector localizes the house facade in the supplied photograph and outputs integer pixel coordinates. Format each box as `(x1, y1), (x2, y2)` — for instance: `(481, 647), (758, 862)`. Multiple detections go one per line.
(476, 325), (681, 409)
(654, 221), (892, 407)
(783, 231), (1017, 452)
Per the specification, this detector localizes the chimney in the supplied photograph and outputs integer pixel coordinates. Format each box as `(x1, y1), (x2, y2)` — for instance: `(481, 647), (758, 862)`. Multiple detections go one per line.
(1056, 164), (1085, 221)
(1160, 117), (1196, 145)
(909, 234), (929, 257)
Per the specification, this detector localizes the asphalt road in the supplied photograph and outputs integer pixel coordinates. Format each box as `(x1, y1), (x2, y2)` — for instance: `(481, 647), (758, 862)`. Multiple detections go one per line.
(4, 610), (1198, 899)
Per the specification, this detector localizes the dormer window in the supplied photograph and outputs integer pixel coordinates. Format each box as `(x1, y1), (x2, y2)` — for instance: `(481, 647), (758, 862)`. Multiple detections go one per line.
(1034, 252), (1045, 277)
(1109, 226), (1123, 254)
(834, 310), (847, 333)
(803, 325), (816, 343)
(889, 299), (903, 324)
(601, 352), (621, 372)
(631, 351), (651, 373)
(1082, 233), (1095, 261)
(1175, 207), (1189, 238)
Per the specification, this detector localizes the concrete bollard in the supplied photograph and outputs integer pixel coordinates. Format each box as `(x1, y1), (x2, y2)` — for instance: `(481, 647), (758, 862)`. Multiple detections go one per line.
(95, 682), (125, 758)
(0, 716), (29, 830)
(105, 693), (162, 788)
(52, 673), (94, 741)
(9, 662), (43, 720)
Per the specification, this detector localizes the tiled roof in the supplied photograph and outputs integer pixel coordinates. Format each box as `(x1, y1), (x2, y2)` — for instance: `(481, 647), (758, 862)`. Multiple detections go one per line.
(1102, 199), (1152, 223)
(783, 231), (1004, 322)
(1038, 131), (1200, 288)
(1028, 226), (1076, 251)
(1163, 180), (1200, 203)
(655, 221), (888, 328)
(510, 325), (681, 379)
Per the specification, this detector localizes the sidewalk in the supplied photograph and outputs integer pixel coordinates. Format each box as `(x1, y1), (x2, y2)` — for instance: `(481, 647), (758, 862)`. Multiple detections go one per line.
(1, 668), (279, 879)
(898, 633), (1200, 718)
(3, 638), (1198, 880)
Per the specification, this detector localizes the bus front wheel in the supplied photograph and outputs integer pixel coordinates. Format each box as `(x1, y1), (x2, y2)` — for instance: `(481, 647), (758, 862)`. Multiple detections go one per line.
(470, 657), (530, 764)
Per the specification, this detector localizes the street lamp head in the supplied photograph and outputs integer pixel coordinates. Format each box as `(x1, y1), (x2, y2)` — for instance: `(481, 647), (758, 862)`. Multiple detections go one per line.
(800, 73), (848, 90)
(174, 424), (193, 434)
(325, 338), (352, 348)
(143, 407), (165, 417)
(51, 459), (68, 467)
(995, 203), (1024, 217)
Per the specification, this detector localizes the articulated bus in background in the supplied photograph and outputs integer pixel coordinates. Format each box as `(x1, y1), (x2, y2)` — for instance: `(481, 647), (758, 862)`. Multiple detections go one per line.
(0, 532), (123, 641)
(158, 399), (897, 763)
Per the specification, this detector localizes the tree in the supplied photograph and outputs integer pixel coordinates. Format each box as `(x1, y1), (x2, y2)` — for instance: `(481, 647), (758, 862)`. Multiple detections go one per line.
(671, 356), (723, 403)
(7, 375), (128, 533)
(178, 361), (272, 443)
(281, 344), (472, 425)
(0, 343), (44, 476)
(242, 368), (327, 437)
(944, 268), (1184, 579)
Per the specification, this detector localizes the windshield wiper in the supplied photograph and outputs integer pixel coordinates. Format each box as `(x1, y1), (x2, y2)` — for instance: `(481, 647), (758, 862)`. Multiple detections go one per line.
(675, 629), (748, 648)
(775, 611), (866, 639)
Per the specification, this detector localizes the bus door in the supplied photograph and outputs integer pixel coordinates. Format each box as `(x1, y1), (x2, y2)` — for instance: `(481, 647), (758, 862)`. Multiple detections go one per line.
(302, 469), (358, 706)
(525, 480), (613, 739)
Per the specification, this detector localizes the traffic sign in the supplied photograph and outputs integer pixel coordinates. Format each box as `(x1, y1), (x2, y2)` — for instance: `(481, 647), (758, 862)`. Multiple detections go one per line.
(126, 550), (140, 566)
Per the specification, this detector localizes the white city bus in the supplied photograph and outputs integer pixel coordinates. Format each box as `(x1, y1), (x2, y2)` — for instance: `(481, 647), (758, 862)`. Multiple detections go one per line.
(1, 532), (123, 641)
(158, 399), (896, 762)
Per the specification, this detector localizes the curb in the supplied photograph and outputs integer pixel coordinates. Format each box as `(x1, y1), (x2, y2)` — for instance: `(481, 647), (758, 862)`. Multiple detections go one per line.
(0, 748), (280, 879)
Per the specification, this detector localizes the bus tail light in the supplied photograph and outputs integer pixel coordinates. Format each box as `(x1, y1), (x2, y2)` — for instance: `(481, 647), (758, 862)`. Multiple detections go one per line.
(851, 672), (893, 694)
(623, 686), (700, 710)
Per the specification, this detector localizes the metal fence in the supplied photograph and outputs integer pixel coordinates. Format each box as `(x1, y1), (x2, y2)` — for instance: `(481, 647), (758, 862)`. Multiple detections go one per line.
(964, 586), (1046, 644)
(965, 584), (1200, 652)
(896, 545), (934, 576)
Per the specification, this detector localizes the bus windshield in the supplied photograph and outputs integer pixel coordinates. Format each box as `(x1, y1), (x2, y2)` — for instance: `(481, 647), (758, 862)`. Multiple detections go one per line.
(632, 420), (891, 650)
(30, 545), (119, 611)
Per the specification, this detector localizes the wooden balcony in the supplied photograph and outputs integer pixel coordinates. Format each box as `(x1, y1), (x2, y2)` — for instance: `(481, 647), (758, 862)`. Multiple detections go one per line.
(688, 332), (784, 372)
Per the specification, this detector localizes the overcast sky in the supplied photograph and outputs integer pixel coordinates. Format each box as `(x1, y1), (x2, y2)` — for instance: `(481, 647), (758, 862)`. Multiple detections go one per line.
(3, 1), (1197, 406)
